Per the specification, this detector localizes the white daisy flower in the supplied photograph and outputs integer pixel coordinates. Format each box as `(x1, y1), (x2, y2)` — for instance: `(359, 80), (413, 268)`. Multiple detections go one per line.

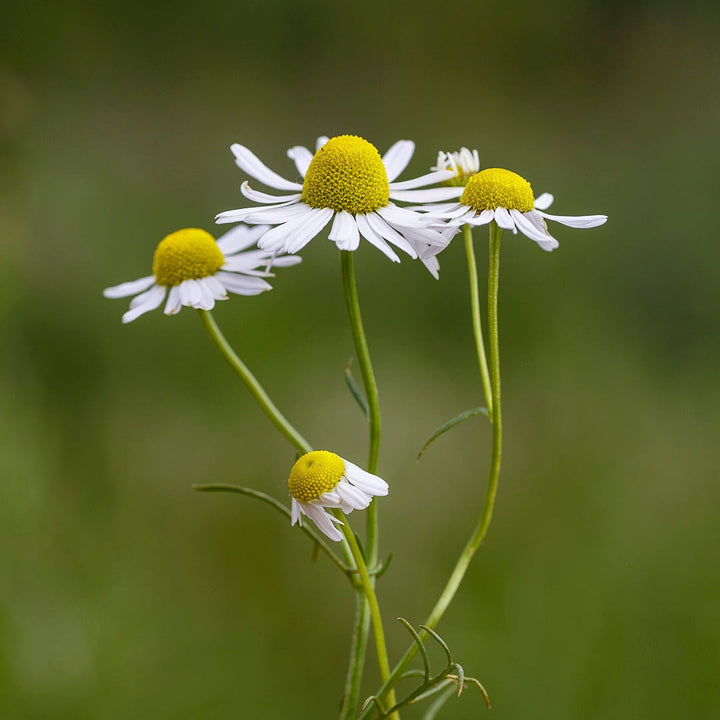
(288, 450), (389, 542)
(431, 147), (480, 186)
(215, 134), (460, 268)
(419, 166), (608, 252)
(103, 225), (301, 323)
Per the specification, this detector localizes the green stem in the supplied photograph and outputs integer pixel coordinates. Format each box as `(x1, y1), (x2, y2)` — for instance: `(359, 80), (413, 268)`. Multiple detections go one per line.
(197, 309), (312, 455)
(336, 511), (399, 720)
(192, 483), (351, 576)
(360, 222), (503, 718)
(339, 251), (383, 717)
(463, 224), (493, 418)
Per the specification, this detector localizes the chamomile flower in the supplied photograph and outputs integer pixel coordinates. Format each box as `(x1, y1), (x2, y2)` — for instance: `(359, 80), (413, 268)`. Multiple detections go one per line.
(431, 147), (480, 186)
(288, 451), (389, 542)
(103, 225), (300, 323)
(420, 165), (607, 252)
(215, 135), (460, 266)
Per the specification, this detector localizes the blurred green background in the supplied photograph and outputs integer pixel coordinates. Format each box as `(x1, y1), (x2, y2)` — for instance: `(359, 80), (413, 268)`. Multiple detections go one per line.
(2, 0), (719, 718)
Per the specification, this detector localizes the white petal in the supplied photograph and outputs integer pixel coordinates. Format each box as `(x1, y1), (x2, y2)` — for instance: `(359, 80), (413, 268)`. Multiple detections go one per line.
(216, 224), (269, 254)
(284, 207), (334, 254)
(121, 285), (166, 323)
(382, 140), (415, 182)
(376, 204), (436, 228)
(494, 207), (516, 232)
(291, 498), (301, 526)
(390, 186), (464, 203)
(256, 208), (317, 252)
(216, 271), (273, 295)
(389, 170), (454, 190)
(315, 136), (329, 151)
(230, 143), (302, 191)
(287, 146), (314, 178)
(365, 212), (416, 258)
(328, 210), (360, 251)
(416, 203), (467, 219)
(420, 253), (440, 279)
(216, 203), (295, 225)
(203, 274), (228, 300)
(240, 202), (314, 226)
(510, 210), (559, 251)
(537, 211), (608, 228)
(316, 489), (344, 508)
(395, 222), (449, 249)
(103, 275), (155, 299)
(129, 283), (165, 310)
(182, 279), (203, 307)
(195, 278), (217, 310)
(343, 461), (389, 496)
(240, 181), (301, 205)
(335, 479), (372, 510)
(302, 503), (344, 542)
(467, 209), (495, 226)
(534, 192), (554, 210)
(269, 254), (303, 268)
(164, 285), (182, 315)
(356, 214), (400, 262)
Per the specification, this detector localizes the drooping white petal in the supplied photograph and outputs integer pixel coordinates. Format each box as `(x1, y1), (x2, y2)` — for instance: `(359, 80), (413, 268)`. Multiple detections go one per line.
(494, 207), (516, 232)
(269, 254), (303, 268)
(335, 480), (372, 510)
(216, 202), (296, 225)
(164, 285), (182, 315)
(394, 221), (449, 249)
(328, 210), (360, 251)
(536, 211), (608, 228)
(416, 202), (467, 219)
(389, 169), (454, 190)
(466, 209), (495, 226)
(510, 210), (559, 251)
(534, 192), (554, 210)
(287, 146), (314, 178)
(382, 140), (415, 182)
(343, 461), (389, 496)
(390, 186), (464, 203)
(284, 207), (334, 254)
(240, 181), (302, 205)
(365, 212), (417, 258)
(241, 202), (316, 226)
(230, 143), (303, 191)
(195, 278), (216, 310)
(103, 275), (155, 299)
(377, 204), (437, 228)
(302, 502), (344, 542)
(291, 498), (301, 526)
(203, 274), (229, 300)
(216, 224), (270, 254)
(121, 285), (166, 323)
(355, 214), (400, 262)
(215, 272), (273, 296)
(316, 490), (344, 508)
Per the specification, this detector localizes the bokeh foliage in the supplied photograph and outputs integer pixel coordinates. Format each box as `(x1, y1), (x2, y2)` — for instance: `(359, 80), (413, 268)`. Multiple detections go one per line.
(1, 0), (719, 717)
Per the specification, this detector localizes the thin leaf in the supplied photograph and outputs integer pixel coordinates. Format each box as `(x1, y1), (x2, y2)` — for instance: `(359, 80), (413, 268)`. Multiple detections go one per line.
(465, 677), (492, 708)
(410, 678), (455, 705)
(372, 552), (393, 578)
(344, 357), (369, 417)
(417, 406), (489, 460)
(397, 618), (431, 679)
(420, 625), (453, 666)
(452, 663), (465, 696)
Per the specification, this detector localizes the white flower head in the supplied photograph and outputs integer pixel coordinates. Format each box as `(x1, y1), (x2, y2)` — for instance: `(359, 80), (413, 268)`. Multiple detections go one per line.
(288, 450), (389, 542)
(431, 147), (480, 186)
(215, 134), (460, 273)
(420, 167), (607, 253)
(103, 225), (301, 323)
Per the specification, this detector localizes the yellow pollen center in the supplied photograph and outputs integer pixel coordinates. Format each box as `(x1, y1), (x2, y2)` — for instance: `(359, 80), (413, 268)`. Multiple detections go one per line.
(288, 451), (345, 503)
(301, 135), (390, 214)
(152, 228), (224, 287)
(460, 168), (535, 213)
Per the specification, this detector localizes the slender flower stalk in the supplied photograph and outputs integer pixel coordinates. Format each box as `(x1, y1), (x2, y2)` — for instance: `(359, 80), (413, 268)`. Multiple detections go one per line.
(339, 250), (384, 717)
(335, 511), (399, 720)
(361, 222), (503, 716)
(463, 223), (493, 418)
(197, 309), (312, 455)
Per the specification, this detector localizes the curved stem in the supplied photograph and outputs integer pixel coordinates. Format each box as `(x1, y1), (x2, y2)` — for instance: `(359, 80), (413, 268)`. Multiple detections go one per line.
(197, 309), (312, 455)
(336, 511), (398, 720)
(339, 593), (371, 719)
(463, 224), (493, 418)
(360, 222), (503, 718)
(192, 483), (351, 576)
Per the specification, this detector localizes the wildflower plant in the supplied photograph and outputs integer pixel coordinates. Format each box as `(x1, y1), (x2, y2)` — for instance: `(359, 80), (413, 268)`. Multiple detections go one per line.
(104, 134), (607, 718)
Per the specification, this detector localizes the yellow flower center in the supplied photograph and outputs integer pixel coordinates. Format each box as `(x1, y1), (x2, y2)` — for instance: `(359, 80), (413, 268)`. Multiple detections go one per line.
(288, 451), (345, 503)
(152, 228), (224, 287)
(301, 135), (390, 214)
(460, 168), (535, 213)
